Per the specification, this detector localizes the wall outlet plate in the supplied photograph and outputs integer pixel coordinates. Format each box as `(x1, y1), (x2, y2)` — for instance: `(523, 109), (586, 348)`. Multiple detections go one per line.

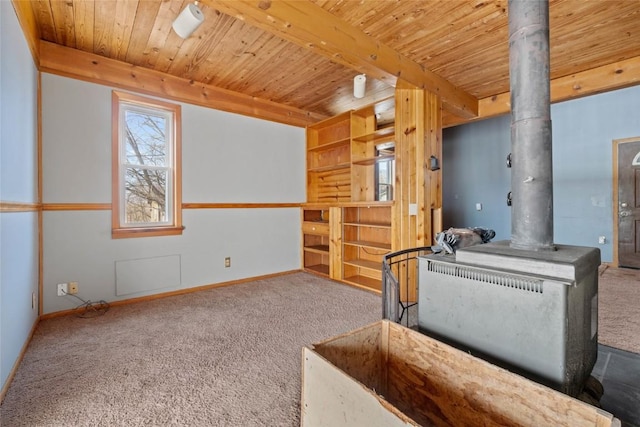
(224, 257), (231, 268)
(69, 281), (78, 294)
(57, 283), (68, 296)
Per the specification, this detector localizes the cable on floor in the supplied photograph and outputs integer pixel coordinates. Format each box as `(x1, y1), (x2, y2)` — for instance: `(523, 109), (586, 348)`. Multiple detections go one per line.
(61, 289), (110, 318)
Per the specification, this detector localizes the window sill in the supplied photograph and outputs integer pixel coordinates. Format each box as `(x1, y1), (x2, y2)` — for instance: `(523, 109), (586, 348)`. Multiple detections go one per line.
(112, 226), (184, 239)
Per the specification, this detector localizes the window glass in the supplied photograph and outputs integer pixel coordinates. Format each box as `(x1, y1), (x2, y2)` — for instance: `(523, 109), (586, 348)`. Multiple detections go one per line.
(375, 142), (395, 201)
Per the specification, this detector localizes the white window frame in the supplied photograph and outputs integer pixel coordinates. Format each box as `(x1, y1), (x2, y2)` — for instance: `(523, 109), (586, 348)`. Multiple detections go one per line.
(112, 91), (183, 239)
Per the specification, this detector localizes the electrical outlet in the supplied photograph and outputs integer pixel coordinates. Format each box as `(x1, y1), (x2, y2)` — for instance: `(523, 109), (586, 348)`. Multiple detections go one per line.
(57, 283), (68, 296)
(69, 281), (79, 294)
(225, 257), (231, 268)
(598, 236), (606, 244)
(32, 292), (36, 309)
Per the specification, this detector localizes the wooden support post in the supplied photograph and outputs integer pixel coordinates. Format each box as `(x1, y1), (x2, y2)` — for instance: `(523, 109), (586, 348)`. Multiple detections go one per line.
(393, 83), (442, 301)
(329, 206), (343, 281)
(393, 83), (442, 251)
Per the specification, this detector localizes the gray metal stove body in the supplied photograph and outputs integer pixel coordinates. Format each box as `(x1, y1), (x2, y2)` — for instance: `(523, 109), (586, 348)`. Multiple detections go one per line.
(418, 241), (600, 396)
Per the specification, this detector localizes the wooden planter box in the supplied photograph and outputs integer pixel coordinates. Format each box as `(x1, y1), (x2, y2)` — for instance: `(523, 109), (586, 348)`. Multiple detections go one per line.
(301, 320), (620, 427)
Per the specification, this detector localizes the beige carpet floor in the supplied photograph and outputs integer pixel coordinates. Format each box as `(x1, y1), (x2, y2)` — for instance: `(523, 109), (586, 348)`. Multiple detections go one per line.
(598, 265), (640, 354)
(1, 268), (637, 426)
(1, 273), (381, 426)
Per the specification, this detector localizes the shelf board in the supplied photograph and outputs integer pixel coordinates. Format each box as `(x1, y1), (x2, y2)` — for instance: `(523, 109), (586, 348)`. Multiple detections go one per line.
(352, 126), (395, 142)
(304, 245), (330, 254)
(307, 137), (350, 152)
(351, 153), (395, 166)
(338, 201), (394, 208)
(343, 259), (383, 272)
(343, 275), (382, 292)
(343, 221), (392, 229)
(307, 162), (351, 173)
(344, 240), (391, 251)
(308, 112), (351, 129)
(305, 264), (330, 276)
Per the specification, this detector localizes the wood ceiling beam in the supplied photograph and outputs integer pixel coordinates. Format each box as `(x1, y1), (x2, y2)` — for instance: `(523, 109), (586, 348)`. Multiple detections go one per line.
(204, 0), (478, 119)
(444, 55), (640, 127)
(38, 41), (325, 127)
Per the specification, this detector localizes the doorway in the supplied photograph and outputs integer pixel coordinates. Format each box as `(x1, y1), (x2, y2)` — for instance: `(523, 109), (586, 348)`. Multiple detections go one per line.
(613, 137), (640, 268)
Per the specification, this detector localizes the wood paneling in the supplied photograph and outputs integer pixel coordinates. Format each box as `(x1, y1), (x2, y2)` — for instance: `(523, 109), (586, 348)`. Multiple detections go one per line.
(22, 0), (640, 126)
(39, 41), (323, 127)
(42, 204), (110, 211)
(393, 86), (442, 300)
(182, 203), (300, 209)
(39, 203), (300, 211)
(316, 0), (640, 100)
(443, 55), (640, 127)
(206, 0), (478, 119)
(0, 202), (40, 212)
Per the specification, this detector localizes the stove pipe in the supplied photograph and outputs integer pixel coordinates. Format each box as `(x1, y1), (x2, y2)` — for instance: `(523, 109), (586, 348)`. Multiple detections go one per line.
(508, 0), (555, 251)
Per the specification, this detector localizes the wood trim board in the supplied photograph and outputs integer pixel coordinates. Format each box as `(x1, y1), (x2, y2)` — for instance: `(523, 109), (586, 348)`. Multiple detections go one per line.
(39, 41), (324, 128)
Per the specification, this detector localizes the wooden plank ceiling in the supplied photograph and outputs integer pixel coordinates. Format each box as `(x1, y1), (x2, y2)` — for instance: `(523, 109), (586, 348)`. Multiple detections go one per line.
(24, 0), (640, 127)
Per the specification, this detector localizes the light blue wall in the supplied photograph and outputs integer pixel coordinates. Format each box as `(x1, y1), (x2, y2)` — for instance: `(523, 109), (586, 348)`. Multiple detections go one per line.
(443, 85), (640, 262)
(41, 74), (306, 314)
(443, 115), (512, 241)
(0, 1), (40, 390)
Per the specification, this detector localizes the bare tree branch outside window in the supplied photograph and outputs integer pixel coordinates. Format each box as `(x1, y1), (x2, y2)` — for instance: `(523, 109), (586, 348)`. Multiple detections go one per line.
(123, 110), (169, 224)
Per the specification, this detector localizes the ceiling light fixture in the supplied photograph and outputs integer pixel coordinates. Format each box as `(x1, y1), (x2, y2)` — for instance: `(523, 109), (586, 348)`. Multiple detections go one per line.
(353, 74), (366, 98)
(172, 1), (204, 39)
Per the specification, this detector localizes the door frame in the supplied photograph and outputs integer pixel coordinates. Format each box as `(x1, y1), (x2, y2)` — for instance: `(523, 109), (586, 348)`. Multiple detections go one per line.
(612, 136), (640, 267)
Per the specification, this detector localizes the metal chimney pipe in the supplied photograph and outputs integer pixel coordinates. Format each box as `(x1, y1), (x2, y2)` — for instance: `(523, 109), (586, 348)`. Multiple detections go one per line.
(508, 0), (555, 251)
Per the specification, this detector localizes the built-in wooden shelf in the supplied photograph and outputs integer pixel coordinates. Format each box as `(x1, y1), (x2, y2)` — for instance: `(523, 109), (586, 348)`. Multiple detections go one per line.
(307, 137), (350, 151)
(343, 258), (382, 272)
(343, 275), (382, 292)
(307, 162), (351, 173)
(343, 221), (391, 228)
(343, 240), (391, 251)
(351, 153), (395, 166)
(304, 244), (330, 254)
(351, 126), (395, 143)
(302, 206), (332, 278)
(306, 264), (330, 276)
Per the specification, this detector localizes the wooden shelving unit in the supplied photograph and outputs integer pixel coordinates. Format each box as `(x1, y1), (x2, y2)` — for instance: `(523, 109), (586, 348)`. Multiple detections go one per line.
(350, 102), (395, 202)
(301, 206), (331, 277)
(303, 98), (396, 292)
(306, 112), (352, 203)
(342, 204), (392, 292)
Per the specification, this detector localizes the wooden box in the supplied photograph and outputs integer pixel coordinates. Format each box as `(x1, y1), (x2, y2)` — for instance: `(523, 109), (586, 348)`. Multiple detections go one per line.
(301, 320), (620, 427)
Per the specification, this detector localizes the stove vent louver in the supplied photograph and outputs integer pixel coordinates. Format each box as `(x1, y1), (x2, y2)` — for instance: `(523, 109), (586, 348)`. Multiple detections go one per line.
(427, 261), (544, 294)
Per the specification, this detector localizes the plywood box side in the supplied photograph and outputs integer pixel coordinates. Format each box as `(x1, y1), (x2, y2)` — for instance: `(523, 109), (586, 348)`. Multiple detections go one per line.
(311, 322), (385, 394)
(304, 321), (619, 427)
(384, 322), (618, 427)
(301, 348), (418, 427)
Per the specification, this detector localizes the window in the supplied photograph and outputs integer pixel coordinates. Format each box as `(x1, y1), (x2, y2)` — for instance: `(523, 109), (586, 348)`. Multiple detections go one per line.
(112, 91), (182, 238)
(375, 142), (395, 201)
